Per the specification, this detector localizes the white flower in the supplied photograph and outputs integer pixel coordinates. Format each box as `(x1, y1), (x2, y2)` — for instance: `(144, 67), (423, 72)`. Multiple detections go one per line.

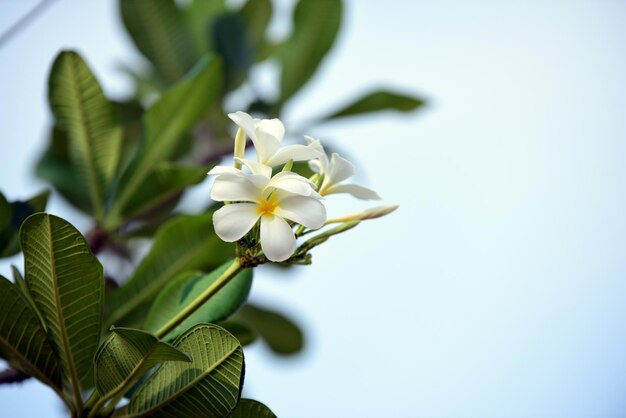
(305, 136), (381, 200)
(208, 166), (326, 262)
(228, 111), (322, 177)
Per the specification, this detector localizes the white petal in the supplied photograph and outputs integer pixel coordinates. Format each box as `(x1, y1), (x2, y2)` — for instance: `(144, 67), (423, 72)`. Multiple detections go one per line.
(265, 144), (323, 167)
(267, 172), (319, 197)
(257, 118), (285, 142)
(326, 153), (355, 184)
(276, 196), (326, 229)
(325, 183), (381, 200)
(228, 111), (258, 141)
(308, 159), (322, 173)
(213, 203), (261, 242)
(305, 136), (329, 172)
(207, 165), (246, 178)
(211, 177), (261, 202)
(260, 215), (297, 262)
(235, 158), (273, 178)
(253, 127), (281, 163)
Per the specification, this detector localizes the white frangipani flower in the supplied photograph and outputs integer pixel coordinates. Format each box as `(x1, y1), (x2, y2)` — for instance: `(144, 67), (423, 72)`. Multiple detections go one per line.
(228, 111), (322, 176)
(305, 136), (381, 200)
(208, 166), (326, 262)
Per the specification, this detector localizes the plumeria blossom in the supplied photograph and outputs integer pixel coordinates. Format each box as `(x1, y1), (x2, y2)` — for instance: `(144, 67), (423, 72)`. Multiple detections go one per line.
(228, 111), (322, 177)
(208, 166), (326, 262)
(305, 136), (381, 200)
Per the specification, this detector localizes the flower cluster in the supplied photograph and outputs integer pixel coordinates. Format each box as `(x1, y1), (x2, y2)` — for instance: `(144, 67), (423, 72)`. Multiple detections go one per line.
(208, 111), (396, 262)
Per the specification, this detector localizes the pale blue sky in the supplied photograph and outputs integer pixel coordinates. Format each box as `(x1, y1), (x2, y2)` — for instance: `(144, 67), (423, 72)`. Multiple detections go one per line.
(2, 1), (626, 417)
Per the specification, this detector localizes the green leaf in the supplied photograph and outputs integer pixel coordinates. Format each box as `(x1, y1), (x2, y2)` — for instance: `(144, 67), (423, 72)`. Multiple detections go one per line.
(127, 324), (244, 417)
(48, 51), (122, 220)
(321, 90), (425, 120)
(218, 321), (257, 347)
(109, 55), (222, 229)
(145, 263), (253, 339)
(94, 327), (190, 399)
(213, 13), (252, 90)
(105, 213), (233, 328)
(0, 190), (50, 258)
(20, 213), (103, 392)
(0, 275), (63, 392)
(228, 399), (277, 418)
(279, 0), (342, 104)
(184, 0), (226, 54)
(120, 0), (197, 83)
(11, 265), (47, 331)
(239, 0), (272, 61)
(118, 162), (212, 220)
(236, 304), (303, 355)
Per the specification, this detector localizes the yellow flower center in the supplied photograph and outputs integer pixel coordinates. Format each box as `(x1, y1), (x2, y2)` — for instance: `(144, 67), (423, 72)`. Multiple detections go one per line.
(257, 196), (279, 217)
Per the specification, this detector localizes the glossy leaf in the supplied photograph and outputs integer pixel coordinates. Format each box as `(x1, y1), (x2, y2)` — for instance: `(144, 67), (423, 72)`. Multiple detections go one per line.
(0, 275), (63, 392)
(279, 0), (342, 103)
(48, 51), (122, 219)
(94, 327), (190, 398)
(109, 56), (222, 228)
(0, 190), (50, 258)
(120, 0), (196, 83)
(236, 304), (304, 355)
(127, 324), (244, 417)
(321, 90), (425, 120)
(118, 162), (211, 220)
(229, 399), (277, 418)
(20, 213), (103, 390)
(105, 214), (233, 328)
(145, 263), (253, 339)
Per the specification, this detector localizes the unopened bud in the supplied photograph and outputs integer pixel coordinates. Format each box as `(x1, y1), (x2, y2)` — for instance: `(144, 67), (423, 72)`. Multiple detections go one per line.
(325, 204), (399, 224)
(233, 127), (246, 169)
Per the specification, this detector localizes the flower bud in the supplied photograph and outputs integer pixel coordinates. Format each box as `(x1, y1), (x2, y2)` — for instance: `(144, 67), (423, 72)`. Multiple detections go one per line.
(325, 204), (399, 224)
(233, 127), (246, 169)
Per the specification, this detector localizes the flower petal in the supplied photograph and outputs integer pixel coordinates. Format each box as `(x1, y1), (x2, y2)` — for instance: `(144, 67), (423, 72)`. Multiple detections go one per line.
(211, 176), (261, 202)
(228, 111), (258, 141)
(257, 118), (285, 142)
(325, 153), (355, 185)
(265, 144), (323, 167)
(325, 183), (381, 200)
(305, 136), (329, 172)
(267, 172), (319, 197)
(253, 127), (281, 164)
(235, 158), (273, 178)
(207, 165), (247, 178)
(276, 196), (326, 229)
(213, 203), (261, 242)
(260, 215), (297, 262)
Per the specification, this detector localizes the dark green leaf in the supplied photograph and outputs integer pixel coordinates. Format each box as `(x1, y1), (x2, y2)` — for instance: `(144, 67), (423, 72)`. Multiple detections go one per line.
(20, 213), (103, 391)
(239, 0), (272, 61)
(0, 190), (50, 258)
(144, 263), (253, 339)
(236, 304), (303, 355)
(48, 51), (122, 220)
(128, 324), (244, 417)
(120, 0), (197, 83)
(229, 399), (277, 418)
(94, 327), (190, 399)
(219, 321), (258, 347)
(321, 90), (425, 120)
(11, 265), (47, 331)
(213, 13), (252, 90)
(184, 0), (226, 54)
(105, 214), (233, 328)
(0, 275), (63, 392)
(109, 55), (222, 229)
(279, 0), (342, 104)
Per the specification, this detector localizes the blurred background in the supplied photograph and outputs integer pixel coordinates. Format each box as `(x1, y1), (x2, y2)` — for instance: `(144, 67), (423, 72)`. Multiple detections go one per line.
(2, 1), (626, 417)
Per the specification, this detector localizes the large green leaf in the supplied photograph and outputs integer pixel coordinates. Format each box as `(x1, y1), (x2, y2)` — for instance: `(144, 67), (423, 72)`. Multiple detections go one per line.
(105, 214), (233, 328)
(279, 0), (342, 104)
(94, 327), (190, 400)
(213, 12), (252, 90)
(0, 190), (50, 258)
(239, 0), (272, 61)
(236, 304), (303, 355)
(228, 399), (277, 418)
(20, 213), (103, 392)
(109, 56), (222, 229)
(321, 90), (425, 120)
(48, 51), (122, 220)
(120, 0), (197, 83)
(127, 324), (244, 417)
(144, 263), (253, 339)
(218, 321), (258, 347)
(0, 275), (63, 392)
(118, 162), (211, 220)
(184, 0), (226, 54)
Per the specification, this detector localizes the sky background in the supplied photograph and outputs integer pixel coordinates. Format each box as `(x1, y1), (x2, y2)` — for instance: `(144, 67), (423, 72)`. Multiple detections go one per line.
(2, 1), (626, 417)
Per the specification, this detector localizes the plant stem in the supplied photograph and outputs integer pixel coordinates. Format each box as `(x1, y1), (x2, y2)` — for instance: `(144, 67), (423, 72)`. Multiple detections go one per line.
(155, 258), (244, 339)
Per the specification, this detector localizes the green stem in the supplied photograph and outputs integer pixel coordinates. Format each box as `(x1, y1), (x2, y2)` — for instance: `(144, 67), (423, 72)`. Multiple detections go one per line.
(155, 258), (244, 339)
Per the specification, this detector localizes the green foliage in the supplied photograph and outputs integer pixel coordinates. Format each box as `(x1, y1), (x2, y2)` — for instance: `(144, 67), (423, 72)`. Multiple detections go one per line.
(228, 399), (277, 418)
(0, 190), (49, 258)
(127, 324), (244, 417)
(145, 264), (253, 339)
(94, 327), (190, 399)
(278, 0), (343, 104)
(236, 304), (304, 355)
(321, 90), (426, 120)
(105, 214), (232, 328)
